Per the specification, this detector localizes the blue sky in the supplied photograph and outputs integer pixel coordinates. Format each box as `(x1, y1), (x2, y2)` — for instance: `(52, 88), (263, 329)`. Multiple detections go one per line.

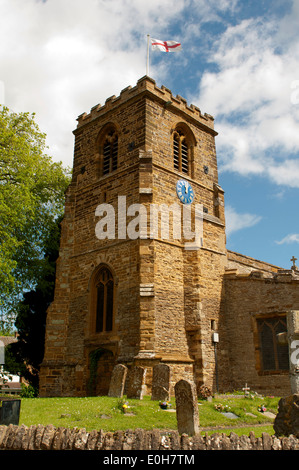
(0, 0), (298, 269)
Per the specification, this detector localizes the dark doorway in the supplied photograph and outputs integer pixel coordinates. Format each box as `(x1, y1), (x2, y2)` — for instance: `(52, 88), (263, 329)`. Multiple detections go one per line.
(88, 348), (115, 396)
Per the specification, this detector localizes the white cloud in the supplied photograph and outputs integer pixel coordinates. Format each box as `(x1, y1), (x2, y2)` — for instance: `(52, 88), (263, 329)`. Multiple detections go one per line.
(276, 234), (299, 245)
(2, 0), (299, 193)
(225, 205), (262, 236)
(195, 3), (299, 188)
(268, 160), (299, 188)
(0, 0), (188, 166)
(189, 0), (239, 23)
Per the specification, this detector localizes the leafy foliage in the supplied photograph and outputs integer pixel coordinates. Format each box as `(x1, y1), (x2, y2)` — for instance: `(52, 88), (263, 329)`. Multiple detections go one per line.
(20, 383), (38, 398)
(5, 217), (62, 389)
(0, 106), (70, 325)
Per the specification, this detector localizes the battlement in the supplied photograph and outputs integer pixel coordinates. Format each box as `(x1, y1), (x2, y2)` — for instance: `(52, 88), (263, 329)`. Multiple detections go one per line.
(76, 76), (216, 133)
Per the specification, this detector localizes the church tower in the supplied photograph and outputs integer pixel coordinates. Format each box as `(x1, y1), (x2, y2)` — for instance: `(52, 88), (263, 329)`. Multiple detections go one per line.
(39, 76), (227, 397)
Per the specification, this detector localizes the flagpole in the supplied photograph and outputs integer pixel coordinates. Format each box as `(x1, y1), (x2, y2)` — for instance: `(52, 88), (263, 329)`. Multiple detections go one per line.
(146, 34), (150, 76)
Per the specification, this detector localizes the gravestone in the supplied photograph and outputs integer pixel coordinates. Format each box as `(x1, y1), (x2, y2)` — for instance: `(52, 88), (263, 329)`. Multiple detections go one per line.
(151, 364), (170, 401)
(174, 379), (199, 435)
(108, 364), (128, 397)
(242, 383), (250, 397)
(222, 411), (239, 419)
(126, 366), (146, 399)
(273, 394), (299, 437)
(287, 310), (299, 394)
(0, 398), (21, 425)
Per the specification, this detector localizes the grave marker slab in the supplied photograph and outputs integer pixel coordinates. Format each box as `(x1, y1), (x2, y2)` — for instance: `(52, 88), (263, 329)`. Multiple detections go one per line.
(108, 364), (128, 398)
(126, 366), (146, 399)
(151, 364), (170, 401)
(0, 398), (21, 425)
(174, 379), (199, 436)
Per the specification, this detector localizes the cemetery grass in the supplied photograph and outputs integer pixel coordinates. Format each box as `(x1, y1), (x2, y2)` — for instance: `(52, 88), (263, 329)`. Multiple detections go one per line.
(18, 394), (280, 437)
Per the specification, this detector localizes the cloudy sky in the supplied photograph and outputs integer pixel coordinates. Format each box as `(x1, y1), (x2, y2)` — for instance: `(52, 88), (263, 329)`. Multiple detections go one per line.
(1, 0), (299, 269)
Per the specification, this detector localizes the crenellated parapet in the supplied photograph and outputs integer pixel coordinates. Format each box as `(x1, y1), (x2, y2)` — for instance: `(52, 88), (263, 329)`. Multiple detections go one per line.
(76, 76), (216, 135)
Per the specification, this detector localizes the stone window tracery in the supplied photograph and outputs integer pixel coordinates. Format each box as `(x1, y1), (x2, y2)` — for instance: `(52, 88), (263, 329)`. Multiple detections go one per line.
(172, 123), (196, 177)
(102, 128), (118, 175)
(92, 267), (114, 333)
(173, 129), (189, 174)
(257, 316), (289, 372)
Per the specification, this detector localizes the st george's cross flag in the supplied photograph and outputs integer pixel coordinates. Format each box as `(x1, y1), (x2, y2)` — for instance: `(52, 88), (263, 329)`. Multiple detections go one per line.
(150, 38), (182, 52)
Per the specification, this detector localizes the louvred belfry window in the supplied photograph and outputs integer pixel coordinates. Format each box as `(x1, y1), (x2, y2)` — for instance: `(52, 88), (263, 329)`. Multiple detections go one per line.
(257, 316), (289, 372)
(173, 129), (189, 174)
(95, 268), (114, 333)
(102, 129), (118, 175)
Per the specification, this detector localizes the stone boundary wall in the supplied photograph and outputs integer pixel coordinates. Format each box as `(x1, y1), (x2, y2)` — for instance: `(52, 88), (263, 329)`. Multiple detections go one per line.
(1, 424), (299, 450)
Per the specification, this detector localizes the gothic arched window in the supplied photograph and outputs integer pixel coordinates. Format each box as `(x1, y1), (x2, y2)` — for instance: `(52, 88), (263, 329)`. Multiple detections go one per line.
(95, 267), (114, 333)
(173, 129), (189, 174)
(101, 127), (118, 176)
(257, 316), (289, 372)
(172, 122), (197, 177)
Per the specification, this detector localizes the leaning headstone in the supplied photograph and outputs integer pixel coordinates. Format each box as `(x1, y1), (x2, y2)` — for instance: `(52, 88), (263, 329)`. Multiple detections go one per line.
(174, 379), (199, 435)
(126, 366), (146, 399)
(151, 364), (170, 401)
(108, 364), (128, 397)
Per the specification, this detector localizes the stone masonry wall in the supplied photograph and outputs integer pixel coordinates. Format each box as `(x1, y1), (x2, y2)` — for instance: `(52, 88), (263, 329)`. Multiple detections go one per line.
(40, 80), (151, 396)
(142, 78), (227, 394)
(40, 75), (228, 397)
(223, 269), (299, 396)
(1, 424), (298, 450)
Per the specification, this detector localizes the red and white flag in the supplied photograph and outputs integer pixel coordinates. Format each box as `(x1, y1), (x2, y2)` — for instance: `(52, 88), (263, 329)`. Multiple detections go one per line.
(150, 38), (182, 52)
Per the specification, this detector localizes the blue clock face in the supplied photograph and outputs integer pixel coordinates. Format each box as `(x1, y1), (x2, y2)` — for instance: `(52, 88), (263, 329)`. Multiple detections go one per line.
(176, 179), (195, 204)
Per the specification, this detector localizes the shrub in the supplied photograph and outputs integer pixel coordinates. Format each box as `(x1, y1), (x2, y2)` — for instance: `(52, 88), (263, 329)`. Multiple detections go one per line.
(20, 383), (38, 398)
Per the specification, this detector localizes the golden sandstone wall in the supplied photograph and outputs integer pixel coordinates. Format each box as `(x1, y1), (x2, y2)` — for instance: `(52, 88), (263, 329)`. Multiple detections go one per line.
(223, 267), (299, 396)
(39, 76), (227, 397)
(39, 76), (298, 398)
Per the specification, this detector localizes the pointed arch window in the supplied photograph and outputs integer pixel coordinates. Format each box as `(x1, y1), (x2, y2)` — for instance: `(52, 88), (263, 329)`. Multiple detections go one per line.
(95, 267), (114, 333)
(102, 127), (118, 176)
(173, 127), (192, 175)
(257, 316), (289, 372)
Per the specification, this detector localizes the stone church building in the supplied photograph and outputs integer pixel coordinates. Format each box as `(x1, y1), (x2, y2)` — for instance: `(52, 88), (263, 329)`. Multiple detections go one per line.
(39, 76), (299, 398)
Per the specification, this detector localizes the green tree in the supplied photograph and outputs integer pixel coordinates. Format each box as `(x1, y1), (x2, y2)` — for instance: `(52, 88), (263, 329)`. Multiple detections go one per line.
(5, 217), (62, 390)
(0, 106), (70, 326)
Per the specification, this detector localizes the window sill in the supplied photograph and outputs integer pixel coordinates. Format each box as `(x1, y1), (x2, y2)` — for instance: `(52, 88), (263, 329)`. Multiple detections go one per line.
(258, 370), (289, 376)
(84, 332), (119, 346)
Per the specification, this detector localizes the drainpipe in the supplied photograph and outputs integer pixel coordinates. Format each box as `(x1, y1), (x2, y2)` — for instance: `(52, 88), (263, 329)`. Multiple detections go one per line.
(212, 332), (219, 393)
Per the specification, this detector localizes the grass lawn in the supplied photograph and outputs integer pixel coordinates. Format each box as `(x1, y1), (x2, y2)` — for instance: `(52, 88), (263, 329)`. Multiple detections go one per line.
(16, 393), (280, 438)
